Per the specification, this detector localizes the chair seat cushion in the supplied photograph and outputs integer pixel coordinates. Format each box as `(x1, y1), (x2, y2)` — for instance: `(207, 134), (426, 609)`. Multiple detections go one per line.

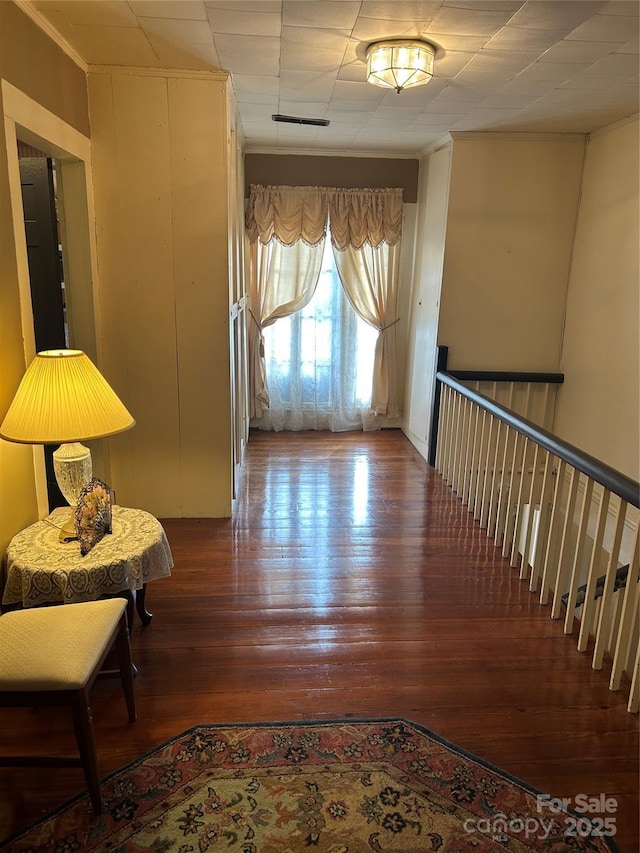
(0, 598), (127, 690)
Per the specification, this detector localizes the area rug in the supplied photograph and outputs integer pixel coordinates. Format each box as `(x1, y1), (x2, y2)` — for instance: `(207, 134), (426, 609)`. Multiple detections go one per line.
(3, 718), (616, 852)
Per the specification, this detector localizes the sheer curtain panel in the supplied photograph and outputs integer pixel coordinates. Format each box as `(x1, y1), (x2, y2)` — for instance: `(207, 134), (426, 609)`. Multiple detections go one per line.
(246, 187), (328, 417)
(328, 189), (403, 418)
(245, 185), (403, 425)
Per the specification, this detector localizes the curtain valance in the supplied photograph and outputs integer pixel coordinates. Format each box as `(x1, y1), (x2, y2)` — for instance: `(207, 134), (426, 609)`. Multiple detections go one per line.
(246, 185), (404, 249)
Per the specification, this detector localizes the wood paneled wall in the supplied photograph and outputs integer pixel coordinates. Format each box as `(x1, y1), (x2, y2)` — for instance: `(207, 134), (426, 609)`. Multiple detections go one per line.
(88, 69), (235, 518)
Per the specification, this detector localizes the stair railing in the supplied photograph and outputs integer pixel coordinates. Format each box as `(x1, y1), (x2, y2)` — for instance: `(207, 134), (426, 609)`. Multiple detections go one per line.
(431, 346), (640, 713)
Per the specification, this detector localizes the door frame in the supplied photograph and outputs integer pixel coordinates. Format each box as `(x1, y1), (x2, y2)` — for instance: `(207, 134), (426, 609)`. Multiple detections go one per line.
(2, 79), (104, 518)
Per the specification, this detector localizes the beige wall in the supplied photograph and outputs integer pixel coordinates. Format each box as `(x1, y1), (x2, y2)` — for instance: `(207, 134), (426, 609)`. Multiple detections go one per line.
(554, 117), (639, 480)
(245, 154), (419, 202)
(0, 2), (88, 136)
(438, 135), (585, 371)
(89, 69), (235, 517)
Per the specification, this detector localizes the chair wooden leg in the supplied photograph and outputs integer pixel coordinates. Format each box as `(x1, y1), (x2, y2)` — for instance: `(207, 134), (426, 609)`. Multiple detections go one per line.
(72, 689), (102, 815)
(115, 614), (137, 723)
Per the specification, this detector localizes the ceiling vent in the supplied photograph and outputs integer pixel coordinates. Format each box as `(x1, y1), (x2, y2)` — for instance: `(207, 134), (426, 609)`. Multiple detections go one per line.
(272, 114), (330, 127)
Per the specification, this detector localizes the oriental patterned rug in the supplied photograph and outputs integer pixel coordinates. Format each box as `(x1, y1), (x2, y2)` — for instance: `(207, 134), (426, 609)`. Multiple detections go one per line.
(4, 719), (616, 852)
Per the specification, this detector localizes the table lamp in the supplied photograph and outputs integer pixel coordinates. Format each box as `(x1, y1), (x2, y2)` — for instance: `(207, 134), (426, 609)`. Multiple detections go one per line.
(0, 349), (135, 512)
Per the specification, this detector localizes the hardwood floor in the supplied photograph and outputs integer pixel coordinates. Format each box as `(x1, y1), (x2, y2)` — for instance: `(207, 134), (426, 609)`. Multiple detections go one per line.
(0, 429), (638, 849)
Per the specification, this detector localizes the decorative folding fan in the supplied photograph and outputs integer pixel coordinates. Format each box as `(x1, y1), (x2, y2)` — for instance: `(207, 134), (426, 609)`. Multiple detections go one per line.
(74, 478), (113, 556)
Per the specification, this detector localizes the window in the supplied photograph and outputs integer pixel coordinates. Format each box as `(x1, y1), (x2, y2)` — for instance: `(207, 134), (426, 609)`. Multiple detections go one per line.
(255, 238), (378, 431)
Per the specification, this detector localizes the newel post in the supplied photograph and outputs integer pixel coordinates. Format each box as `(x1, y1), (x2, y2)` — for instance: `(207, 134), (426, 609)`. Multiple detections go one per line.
(428, 345), (449, 467)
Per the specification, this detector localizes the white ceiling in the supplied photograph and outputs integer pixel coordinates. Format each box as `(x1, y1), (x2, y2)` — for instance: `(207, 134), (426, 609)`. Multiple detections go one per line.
(26, 0), (640, 156)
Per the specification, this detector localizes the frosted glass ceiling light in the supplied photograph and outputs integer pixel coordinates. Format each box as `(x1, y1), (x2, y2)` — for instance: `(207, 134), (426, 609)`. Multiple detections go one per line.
(366, 40), (435, 93)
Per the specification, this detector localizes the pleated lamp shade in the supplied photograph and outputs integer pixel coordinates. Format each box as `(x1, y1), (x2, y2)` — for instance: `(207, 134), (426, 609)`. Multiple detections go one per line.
(0, 350), (134, 444)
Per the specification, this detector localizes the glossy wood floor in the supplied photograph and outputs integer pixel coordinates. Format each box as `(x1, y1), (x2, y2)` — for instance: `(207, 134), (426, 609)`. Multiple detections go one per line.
(0, 430), (638, 850)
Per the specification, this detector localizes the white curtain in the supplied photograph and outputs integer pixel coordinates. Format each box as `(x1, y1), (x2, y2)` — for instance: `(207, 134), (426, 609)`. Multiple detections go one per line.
(252, 240), (379, 432)
(328, 189), (402, 418)
(246, 184), (403, 423)
(331, 241), (401, 417)
(246, 187), (327, 418)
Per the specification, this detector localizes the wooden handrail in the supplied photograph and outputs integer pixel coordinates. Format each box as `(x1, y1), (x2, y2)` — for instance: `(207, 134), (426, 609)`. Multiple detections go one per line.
(427, 344), (564, 467)
(449, 370), (564, 383)
(437, 370), (640, 509)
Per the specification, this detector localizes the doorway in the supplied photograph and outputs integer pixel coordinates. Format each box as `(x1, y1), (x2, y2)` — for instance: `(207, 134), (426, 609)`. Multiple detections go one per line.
(19, 144), (68, 509)
(3, 79), (101, 522)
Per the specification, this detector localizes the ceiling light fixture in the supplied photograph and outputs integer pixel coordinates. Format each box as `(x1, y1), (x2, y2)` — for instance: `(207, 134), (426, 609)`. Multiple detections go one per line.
(366, 39), (436, 93)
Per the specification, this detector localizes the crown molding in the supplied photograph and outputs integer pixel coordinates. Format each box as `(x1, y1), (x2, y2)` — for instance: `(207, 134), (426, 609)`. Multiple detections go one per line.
(589, 113), (639, 140)
(449, 130), (587, 143)
(15, 0), (88, 72)
(244, 146), (419, 159)
(87, 65), (230, 81)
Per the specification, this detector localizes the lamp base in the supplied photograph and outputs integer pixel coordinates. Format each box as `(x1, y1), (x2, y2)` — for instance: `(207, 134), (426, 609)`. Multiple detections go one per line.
(53, 442), (93, 507)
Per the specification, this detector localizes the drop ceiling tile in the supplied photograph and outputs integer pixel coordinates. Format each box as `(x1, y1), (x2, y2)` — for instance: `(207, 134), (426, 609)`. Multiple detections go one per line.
(204, 1), (281, 10)
(499, 77), (561, 95)
(205, 8), (281, 36)
(147, 37), (221, 69)
(341, 39), (362, 66)
(507, 1), (603, 31)
(444, 0), (524, 9)
(276, 127), (320, 146)
(214, 34), (280, 75)
(538, 40), (622, 64)
(370, 106), (425, 119)
(409, 112), (456, 126)
(459, 48), (540, 75)
(351, 17), (421, 41)
(283, 1), (360, 30)
(587, 52), (639, 75)
(281, 36), (349, 73)
(484, 26), (569, 51)
(423, 33), (490, 52)
(279, 70), (336, 99)
(337, 63), (368, 83)
(537, 88), (605, 105)
(331, 79), (388, 103)
(453, 69), (520, 89)
(424, 98), (479, 114)
(327, 100), (385, 113)
(323, 111), (371, 126)
(429, 86), (489, 104)
(281, 25), (351, 49)
(480, 93), (540, 108)
(515, 61), (591, 80)
(44, 0), (139, 27)
(426, 6), (516, 37)
(432, 51), (476, 77)
(452, 108), (520, 128)
(232, 74), (280, 96)
(241, 103), (280, 119)
(617, 36), (640, 54)
(359, 2), (443, 23)
(558, 73), (629, 90)
(599, 0), (639, 15)
(378, 77), (449, 105)
(278, 100), (331, 115)
(584, 82), (640, 108)
(565, 14), (639, 42)
(140, 18), (214, 44)
(130, 1), (207, 20)
(236, 91), (280, 107)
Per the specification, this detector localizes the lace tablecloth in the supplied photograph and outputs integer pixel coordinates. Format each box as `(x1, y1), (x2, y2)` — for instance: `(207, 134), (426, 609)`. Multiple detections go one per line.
(2, 506), (173, 607)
